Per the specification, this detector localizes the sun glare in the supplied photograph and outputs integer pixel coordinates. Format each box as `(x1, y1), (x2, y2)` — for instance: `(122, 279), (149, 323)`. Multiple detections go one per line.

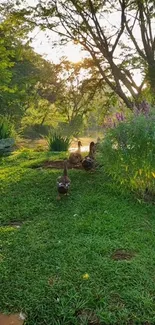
(32, 30), (86, 63)
(63, 44), (85, 63)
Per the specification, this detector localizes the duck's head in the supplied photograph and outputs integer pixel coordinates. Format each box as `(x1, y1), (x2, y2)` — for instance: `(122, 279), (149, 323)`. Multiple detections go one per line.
(78, 141), (82, 151)
(90, 141), (95, 150)
(89, 142), (95, 157)
(63, 159), (68, 176)
(64, 159), (68, 165)
(78, 140), (82, 147)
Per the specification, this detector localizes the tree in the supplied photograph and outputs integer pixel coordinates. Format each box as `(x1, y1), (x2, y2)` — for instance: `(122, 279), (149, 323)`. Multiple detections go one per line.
(55, 60), (102, 120)
(0, 13), (64, 127)
(0, 12), (39, 124)
(53, 59), (109, 136)
(18, 0), (155, 108)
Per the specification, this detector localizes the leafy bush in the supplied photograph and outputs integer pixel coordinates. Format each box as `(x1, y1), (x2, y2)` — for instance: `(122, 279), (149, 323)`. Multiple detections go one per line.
(21, 124), (52, 139)
(0, 117), (14, 139)
(58, 115), (84, 138)
(98, 110), (155, 195)
(47, 133), (71, 152)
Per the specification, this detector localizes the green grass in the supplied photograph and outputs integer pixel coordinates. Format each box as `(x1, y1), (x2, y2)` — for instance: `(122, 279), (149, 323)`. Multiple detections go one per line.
(0, 150), (155, 324)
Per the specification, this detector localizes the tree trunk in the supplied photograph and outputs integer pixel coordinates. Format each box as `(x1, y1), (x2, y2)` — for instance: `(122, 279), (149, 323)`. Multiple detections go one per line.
(148, 61), (155, 100)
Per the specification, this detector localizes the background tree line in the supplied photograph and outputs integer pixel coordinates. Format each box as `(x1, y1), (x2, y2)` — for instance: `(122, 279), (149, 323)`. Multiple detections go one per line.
(0, 8), (116, 138)
(1, 0), (154, 138)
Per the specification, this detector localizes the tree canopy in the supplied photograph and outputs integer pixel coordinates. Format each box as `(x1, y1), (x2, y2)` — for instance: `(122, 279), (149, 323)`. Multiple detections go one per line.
(0, 12), (111, 136)
(12, 0), (155, 108)
(1, 0), (154, 138)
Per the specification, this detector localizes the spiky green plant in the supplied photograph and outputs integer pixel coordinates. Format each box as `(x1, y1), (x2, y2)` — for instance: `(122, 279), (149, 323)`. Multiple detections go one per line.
(47, 133), (71, 152)
(0, 117), (14, 139)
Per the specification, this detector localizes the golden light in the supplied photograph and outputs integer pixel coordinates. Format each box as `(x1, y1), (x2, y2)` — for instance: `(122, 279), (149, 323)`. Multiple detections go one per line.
(63, 43), (85, 63)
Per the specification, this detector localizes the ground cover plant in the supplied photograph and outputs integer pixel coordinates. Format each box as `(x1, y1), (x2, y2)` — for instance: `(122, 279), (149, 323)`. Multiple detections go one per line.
(0, 150), (155, 324)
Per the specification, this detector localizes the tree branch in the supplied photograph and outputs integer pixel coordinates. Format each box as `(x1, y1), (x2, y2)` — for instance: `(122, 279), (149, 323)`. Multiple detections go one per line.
(137, 0), (153, 60)
(125, 19), (146, 60)
(111, 0), (126, 55)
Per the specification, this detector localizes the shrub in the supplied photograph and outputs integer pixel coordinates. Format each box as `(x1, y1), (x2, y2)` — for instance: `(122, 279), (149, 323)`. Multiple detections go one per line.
(0, 116), (14, 139)
(21, 124), (52, 139)
(47, 133), (71, 152)
(58, 115), (84, 138)
(98, 110), (155, 196)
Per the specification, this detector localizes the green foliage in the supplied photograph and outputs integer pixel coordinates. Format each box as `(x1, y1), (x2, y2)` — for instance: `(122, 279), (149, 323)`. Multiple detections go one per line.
(0, 15), (113, 133)
(0, 14), (39, 124)
(0, 116), (14, 139)
(58, 115), (84, 137)
(21, 124), (51, 139)
(98, 111), (155, 195)
(47, 132), (70, 151)
(0, 15), (63, 127)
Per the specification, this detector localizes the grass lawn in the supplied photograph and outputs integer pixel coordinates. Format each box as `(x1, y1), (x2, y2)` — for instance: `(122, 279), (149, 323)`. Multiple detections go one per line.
(0, 150), (155, 324)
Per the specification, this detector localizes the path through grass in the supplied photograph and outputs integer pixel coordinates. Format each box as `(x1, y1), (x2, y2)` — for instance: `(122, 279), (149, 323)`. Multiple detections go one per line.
(0, 151), (155, 324)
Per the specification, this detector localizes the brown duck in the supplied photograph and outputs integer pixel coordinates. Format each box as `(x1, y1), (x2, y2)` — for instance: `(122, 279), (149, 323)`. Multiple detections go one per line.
(82, 142), (95, 171)
(57, 160), (71, 200)
(69, 140), (82, 165)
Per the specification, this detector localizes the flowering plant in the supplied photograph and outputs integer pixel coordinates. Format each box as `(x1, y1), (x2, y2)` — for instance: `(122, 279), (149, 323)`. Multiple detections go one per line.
(98, 102), (155, 196)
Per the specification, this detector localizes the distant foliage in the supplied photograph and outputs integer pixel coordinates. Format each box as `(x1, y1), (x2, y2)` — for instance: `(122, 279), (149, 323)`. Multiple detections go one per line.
(98, 104), (155, 196)
(21, 124), (51, 139)
(47, 133), (70, 152)
(0, 117), (14, 139)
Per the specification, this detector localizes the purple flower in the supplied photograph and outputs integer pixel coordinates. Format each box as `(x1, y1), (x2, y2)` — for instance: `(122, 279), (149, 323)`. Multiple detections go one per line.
(120, 112), (125, 121)
(116, 113), (121, 121)
(116, 112), (125, 121)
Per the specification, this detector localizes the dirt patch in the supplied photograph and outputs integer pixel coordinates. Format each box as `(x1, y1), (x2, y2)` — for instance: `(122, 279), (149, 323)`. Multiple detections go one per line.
(2, 222), (23, 229)
(112, 249), (136, 261)
(143, 189), (155, 204)
(48, 276), (59, 286)
(126, 320), (153, 325)
(75, 309), (100, 325)
(109, 292), (125, 310)
(0, 313), (25, 325)
(30, 160), (83, 170)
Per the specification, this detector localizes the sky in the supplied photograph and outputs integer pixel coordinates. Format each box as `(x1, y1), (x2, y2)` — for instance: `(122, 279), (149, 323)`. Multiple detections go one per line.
(31, 28), (88, 63)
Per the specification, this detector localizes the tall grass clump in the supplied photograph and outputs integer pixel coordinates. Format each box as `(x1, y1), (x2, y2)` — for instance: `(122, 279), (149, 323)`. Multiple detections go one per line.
(0, 116), (14, 139)
(98, 103), (155, 196)
(47, 132), (70, 152)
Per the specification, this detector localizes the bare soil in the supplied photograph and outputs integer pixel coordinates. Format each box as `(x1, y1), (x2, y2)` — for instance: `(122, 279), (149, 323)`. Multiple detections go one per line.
(2, 222), (23, 228)
(112, 249), (136, 261)
(76, 309), (100, 325)
(30, 160), (83, 170)
(0, 314), (24, 325)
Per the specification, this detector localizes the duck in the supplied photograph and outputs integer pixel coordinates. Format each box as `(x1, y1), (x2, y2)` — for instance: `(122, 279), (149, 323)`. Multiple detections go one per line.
(94, 137), (101, 153)
(57, 160), (71, 200)
(69, 140), (82, 165)
(82, 141), (95, 171)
